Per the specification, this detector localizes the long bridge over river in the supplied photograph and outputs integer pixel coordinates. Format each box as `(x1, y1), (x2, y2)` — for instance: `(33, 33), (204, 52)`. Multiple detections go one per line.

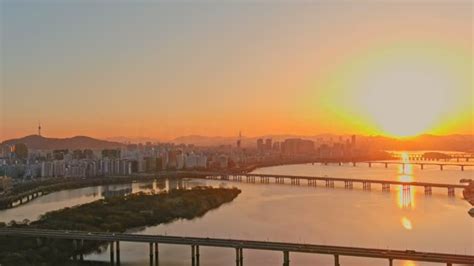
(319, 161), (474, 171)
(180, 171), (467, 197)
(1, 228), (472, 266)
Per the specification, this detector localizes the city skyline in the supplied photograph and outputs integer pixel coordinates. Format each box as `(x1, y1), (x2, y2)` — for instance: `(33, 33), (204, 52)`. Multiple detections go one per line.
(1, 1), (472, 140)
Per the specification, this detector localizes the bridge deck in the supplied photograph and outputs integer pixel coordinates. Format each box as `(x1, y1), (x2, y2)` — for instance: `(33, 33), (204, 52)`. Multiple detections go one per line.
(1, 228), (473, 264)
(184, 171), (466, 189)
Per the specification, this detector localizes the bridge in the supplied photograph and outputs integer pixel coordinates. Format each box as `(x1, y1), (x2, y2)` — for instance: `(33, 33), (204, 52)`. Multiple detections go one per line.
(180, 171), (467, 197)
(388, 153), (474, 162)
(319, 161), (474, 171)
(1, 228), (472, 266)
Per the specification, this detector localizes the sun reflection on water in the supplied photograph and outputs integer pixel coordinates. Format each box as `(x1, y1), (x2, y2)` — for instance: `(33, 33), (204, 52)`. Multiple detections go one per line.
(401, 216), (413, 230)
(397, 152), (416, 209)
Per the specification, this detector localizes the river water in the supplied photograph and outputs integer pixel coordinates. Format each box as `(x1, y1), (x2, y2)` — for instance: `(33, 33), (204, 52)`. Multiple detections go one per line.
(1, 161), (473, 266)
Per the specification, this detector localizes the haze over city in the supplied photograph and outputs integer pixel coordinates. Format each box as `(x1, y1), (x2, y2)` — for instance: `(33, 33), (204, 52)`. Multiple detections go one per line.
(0, 1), (473, 266)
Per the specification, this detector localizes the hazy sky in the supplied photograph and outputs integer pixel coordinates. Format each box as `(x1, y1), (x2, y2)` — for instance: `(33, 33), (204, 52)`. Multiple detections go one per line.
(1, 0), (472, 140)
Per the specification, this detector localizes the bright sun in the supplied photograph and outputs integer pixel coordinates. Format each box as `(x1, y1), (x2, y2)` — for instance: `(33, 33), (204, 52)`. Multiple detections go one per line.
(314, 42), (470, 138)
(355, 58), (456, 137)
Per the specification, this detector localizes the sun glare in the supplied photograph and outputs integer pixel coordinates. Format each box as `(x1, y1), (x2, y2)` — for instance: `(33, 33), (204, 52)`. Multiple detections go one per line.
(316, 41), (471, 138)
(355, 57), (457, 137)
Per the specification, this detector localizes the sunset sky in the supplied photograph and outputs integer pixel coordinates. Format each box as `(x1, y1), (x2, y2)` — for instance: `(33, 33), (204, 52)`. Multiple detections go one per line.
(1, 1), (472, 141)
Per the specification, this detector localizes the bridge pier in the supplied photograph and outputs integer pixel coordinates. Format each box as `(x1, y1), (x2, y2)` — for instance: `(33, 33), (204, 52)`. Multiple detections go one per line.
(448, 187), (455, 197)
(116, 241), (120, 265)
(389, 258), (393, 266)
(72, 239), (77, 261)
(382, 183), (390, 192)
(149, 242), (154, 266)
(384, 163), (388, 168)
(420, 164), (424, 170)
(440, 165), (443, 171)
(189, 245), (200, 266)
(235, 248), (243, 266)
(195, 245), (200, 266)
(344, 181), (353, 189)
(424, 186), (432, 195)
(110, 241), (115, 266)
(283, 250), (290, 266)
(368, 162), (372, 168)
(325, 180), (334, 188)
(461, 165), (464, 171)
(154, 242), (159, 266)
(334, 254), (340, 266)
(363, 182), (371, 190)
(80, 239), (84, 261)
(352, 162), (356, 167)
(338, 162), (342, 166)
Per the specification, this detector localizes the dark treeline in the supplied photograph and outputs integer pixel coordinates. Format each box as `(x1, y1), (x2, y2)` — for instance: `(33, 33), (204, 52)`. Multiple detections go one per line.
(0, 187), (241, 265)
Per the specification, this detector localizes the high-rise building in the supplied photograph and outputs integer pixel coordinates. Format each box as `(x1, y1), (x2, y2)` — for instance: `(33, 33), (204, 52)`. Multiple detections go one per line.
(257, 139), (264, 151)
(281, 138), (315, 155)
(265, 139), (272, 151)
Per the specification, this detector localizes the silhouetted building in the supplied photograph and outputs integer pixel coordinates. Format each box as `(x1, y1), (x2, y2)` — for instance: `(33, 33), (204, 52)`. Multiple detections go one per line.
(281, 138), (314, 155)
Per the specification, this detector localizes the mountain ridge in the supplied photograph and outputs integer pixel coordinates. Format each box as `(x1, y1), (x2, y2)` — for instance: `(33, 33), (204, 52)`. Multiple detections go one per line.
(1, 135), (124, 150)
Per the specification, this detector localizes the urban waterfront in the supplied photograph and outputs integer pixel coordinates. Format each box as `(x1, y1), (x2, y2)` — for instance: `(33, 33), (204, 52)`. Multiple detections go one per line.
(1, 162), (472, 266)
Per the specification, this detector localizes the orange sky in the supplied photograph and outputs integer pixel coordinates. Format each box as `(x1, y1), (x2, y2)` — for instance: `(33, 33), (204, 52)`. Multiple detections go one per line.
(1, 1), (472, 141)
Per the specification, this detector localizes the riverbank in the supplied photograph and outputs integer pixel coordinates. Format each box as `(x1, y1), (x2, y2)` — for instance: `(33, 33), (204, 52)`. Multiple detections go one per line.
(0, 187), (241, 265)
(0, 155), (394, 210)
(0, 172), (195, 210)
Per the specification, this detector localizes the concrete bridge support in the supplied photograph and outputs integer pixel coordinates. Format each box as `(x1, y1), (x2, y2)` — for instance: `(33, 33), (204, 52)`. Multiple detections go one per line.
(352, 162), (356, 167)
(325, 180), (334, 188)
(110, 241), (115, 266)
(389, 258), (393, 266)
(448, 187), (455, 197)
(235, 248), (243, 266)
(382, 184), (390, 192)
(420, 164), (424, 170)
(72, 239), (77, 261)
(363, 182), (371, 190)
(80, 239), (85, 262)
(425, 186), (432, 195)
(149, 242), (154, 266)
(384, 163), (388, 168)
(440, 165), (444, 171)
(424, 186), (432, 195)
(344, 181), (353, 189)
(461, 165), (464, 171)
(116, 241), (120, 265)
(154, 243), (159, 266)
(283, 250), (290, 266)
(368, 162), (372, 168)
(334, 254), (340, 266)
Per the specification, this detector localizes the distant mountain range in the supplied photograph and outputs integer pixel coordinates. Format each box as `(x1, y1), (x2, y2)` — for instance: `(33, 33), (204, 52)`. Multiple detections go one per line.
(1, 134), (473, 152)
(1, 135), (123, 150)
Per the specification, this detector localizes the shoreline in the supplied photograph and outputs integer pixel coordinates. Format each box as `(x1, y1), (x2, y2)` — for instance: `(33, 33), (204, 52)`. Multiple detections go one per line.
(0, 187), (241, 265)
(0, 154), (444, 210)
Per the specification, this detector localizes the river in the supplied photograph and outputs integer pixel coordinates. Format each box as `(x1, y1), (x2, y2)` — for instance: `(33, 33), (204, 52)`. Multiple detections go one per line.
(1, 161), (473, 266)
